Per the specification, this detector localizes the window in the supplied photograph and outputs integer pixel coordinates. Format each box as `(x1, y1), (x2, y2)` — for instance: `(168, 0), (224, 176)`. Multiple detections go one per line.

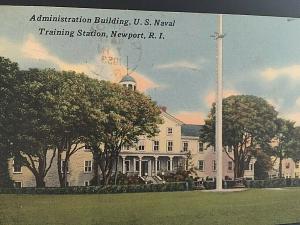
(84, 181), (90, 186)
(84, 144), (91, 151)
(212, 160), (216, 171)
(296, 162), (299, 169)
(198, 160), (205, 171)
(153, 141), (159, 151)
(286, 163), (290, 169)
(14, 181), (22, 188)
(167, 127), (173, 135)
(198, 142), (204, 152)
(84, 160), (92, 173)
(13, 160), (22, 173)
(122, 145), (130, 151)
(227, 146), (232, 152)
(212, 146), (216, 152)
(125, 160), (130, 172)
(138, 140), (145, 151)
(167, 141), (173, 151)
(128, 84), (133, 89)
(182, 142), (189, 152)
(135, 161), (140, 171)
(249, 163), (253, 171)
(167, 160), (171, 171)
(228, 161), (233, 171)
(61, 160), (69, 173)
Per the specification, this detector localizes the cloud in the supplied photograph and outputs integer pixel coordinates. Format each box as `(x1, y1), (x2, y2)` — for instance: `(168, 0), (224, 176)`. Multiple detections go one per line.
(174, 111), (205, 125)
(281, 112), (300, 126)
(261, 65), (300, 81)
(204, 89), (240, 107)
(155, 59), (205, 71)
(0, 37), (22, 60)
(296, 97), (300, 107)
(266, 98), (283, 110)
(1, 34), (159, 92)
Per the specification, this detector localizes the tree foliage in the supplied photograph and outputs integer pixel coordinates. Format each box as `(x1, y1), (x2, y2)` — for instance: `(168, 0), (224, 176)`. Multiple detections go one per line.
(51, 71), (104, 187)
(86, 82), (162, 185)
(288, 127), (300, 162)
(271, 118), (296, 178)
(6, 69), (62, 187)
(0, 56), (19, 187)
(254, 151), (273, 180)
(0, 56), (162, 187)
(200, 95), (278, 178)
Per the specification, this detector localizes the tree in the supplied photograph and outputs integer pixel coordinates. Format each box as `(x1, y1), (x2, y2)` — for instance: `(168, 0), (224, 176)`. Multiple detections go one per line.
(254, 151), (273, 180)
(86, 82), (162, 185)
(200, 95), (278, 178)
(8, 69), (61, 187)
(0, 56), (19, 187)
(271, 118), (295, 178)
(288, 127), (300, 162)
(52, 71), (101, 187)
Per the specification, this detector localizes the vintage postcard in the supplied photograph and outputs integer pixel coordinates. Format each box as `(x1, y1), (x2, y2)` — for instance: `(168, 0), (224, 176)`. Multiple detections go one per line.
(0, 5), (300, 225)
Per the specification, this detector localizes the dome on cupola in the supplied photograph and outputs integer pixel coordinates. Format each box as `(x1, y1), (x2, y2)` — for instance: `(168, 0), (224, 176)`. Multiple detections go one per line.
(119, 74), (137, 91)
(120, 74), (136, 83)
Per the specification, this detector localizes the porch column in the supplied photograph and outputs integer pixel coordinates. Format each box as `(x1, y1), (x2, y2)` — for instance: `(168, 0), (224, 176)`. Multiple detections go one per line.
(133, 158), (136, 173)
(139, 156), (142, 177)
(122, 156), (126, 174)
(154, 157), (158, 176)
(170, 156), (173, 172)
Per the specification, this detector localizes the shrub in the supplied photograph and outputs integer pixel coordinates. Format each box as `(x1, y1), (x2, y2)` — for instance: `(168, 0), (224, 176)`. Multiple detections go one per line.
(0, 182), (189, 194)
(244, 179), (300, 188)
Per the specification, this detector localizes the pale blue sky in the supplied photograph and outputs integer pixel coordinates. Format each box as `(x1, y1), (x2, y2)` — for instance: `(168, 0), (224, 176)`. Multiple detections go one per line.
(0, 6), (300, 124)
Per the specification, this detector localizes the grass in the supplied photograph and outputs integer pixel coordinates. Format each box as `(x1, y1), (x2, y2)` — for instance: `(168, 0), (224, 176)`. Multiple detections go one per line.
(0, 188), (300, 225)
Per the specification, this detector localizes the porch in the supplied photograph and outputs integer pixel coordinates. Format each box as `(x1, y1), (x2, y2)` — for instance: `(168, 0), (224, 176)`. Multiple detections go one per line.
(118, 154), (187, 177)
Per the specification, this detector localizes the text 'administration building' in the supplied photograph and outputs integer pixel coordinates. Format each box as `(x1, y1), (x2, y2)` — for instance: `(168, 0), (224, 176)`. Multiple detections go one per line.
(9, 74), (255, 187)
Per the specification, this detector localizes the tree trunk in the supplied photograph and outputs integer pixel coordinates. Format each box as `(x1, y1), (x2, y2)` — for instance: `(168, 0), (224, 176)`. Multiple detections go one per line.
(35, 175), (46, 188)
(114, 156), (119, 185)
(57, 151), (64, 187)
(92, 149), (100, 186)
(279, 157), (283, 178)
(233, 146), (239, 179)
(0, 149), (13, 188)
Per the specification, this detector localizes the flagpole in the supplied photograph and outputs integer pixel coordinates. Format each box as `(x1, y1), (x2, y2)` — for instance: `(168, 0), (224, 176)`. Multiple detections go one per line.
(216, 14), (223, 191)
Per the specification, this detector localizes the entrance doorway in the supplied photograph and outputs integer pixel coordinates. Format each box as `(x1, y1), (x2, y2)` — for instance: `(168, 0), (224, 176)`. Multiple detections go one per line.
(141, 161), (148, 176)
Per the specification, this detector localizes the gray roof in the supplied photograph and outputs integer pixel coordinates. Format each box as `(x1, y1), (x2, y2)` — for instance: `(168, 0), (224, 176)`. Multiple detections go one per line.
(120, 75), (136, 83)
(181, 124), (203, 137)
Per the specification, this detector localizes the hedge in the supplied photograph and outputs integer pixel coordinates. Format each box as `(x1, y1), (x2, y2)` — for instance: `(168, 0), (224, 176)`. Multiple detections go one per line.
(245, 178), (300, 188)
(0, 182), (190, 194)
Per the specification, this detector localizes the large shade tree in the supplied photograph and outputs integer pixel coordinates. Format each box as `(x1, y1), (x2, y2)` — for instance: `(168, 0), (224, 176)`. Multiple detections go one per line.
(8, 69), (62, 187)
(51, 71), (103, 187)
(200, 95), (278, 178)
(0, 56), (19, 187)
(288, 127), (300, 162)
(86, 81), (162, 185)
(271, 118), (296, 178)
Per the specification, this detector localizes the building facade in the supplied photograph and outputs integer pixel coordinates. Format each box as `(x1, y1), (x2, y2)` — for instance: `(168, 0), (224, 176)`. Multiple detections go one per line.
(269, 158), (300, 179)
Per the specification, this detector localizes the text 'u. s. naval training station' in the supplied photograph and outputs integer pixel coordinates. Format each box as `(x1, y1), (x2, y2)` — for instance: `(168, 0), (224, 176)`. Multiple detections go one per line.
(29, 15), (176, 40)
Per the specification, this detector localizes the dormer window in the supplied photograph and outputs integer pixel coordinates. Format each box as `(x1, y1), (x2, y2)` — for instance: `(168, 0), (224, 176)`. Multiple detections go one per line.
(138, 140), (145, 151)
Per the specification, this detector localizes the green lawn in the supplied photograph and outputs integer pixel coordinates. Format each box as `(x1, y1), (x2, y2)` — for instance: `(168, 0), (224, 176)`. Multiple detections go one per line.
(1, 188), (300, 225)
